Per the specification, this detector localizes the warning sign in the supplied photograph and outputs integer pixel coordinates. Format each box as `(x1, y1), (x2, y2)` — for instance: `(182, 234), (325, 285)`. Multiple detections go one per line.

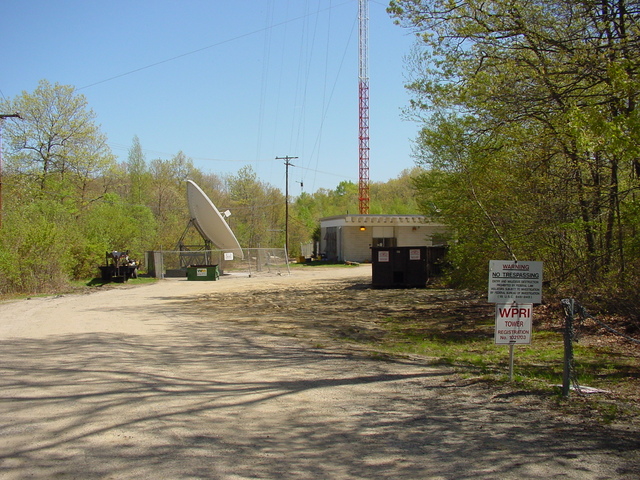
(495, 304), (532, 345)
(488, 260), (543, 304)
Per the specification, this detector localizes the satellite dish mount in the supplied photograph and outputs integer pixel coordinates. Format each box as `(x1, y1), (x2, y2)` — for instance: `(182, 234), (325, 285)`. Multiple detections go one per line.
(176, 218), (213, 268)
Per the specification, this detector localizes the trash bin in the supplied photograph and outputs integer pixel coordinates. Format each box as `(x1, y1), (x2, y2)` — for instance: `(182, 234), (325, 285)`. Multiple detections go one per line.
(371, 247), (428, 288)
(186, 265), (219, 281)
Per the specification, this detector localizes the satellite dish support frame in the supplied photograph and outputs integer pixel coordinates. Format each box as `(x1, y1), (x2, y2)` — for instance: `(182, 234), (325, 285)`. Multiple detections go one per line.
(176, 218), (213, 268)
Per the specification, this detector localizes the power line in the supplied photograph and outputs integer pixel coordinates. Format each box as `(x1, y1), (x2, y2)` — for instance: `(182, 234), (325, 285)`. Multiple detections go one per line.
(109, 141), (353, 181)
(77, 1), (352, 91)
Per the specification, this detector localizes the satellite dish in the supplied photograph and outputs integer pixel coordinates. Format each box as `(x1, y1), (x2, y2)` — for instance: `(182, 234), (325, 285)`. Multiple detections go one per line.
(186, 180), (244, 259)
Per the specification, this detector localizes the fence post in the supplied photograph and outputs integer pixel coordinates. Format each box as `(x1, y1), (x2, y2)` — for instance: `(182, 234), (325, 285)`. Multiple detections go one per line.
(562, 298), (574, 397)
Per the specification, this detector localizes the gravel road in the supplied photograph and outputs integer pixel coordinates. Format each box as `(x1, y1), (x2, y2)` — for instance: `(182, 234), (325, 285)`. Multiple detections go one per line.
(0, 266), (638, 479)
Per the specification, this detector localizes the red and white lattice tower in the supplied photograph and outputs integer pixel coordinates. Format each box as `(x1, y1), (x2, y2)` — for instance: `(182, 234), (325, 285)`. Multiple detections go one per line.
(358, 0), (370, 214)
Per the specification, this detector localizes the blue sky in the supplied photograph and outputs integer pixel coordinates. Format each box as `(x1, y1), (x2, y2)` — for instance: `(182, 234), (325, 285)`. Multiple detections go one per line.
(1, 0), (421, 195)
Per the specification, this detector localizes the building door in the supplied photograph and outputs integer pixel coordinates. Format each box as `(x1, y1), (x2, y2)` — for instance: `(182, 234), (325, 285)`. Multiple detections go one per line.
(324, 227), (338, 261)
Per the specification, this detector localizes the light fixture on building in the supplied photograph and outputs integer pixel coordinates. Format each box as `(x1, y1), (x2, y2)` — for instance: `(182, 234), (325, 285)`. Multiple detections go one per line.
(360, 226), (366, 231)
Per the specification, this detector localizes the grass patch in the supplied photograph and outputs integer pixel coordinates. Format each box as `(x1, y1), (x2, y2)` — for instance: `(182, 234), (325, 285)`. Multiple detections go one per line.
(365, 311), (640, 424)
(0, 276), (158, 302)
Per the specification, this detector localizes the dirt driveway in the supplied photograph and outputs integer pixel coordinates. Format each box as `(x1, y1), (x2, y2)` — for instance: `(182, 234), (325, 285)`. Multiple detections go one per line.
(0, 265), (638, 479)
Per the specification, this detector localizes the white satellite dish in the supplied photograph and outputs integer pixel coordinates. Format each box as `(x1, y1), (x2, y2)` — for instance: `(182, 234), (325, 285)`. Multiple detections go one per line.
(186, 180), (244, 259)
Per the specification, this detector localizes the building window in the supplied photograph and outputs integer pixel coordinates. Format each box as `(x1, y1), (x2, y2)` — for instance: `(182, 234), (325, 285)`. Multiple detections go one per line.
(372, 237), (396, 247)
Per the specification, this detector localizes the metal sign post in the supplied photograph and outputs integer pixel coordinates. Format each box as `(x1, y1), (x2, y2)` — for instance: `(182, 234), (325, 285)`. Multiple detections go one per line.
(509, 344), (515, 382)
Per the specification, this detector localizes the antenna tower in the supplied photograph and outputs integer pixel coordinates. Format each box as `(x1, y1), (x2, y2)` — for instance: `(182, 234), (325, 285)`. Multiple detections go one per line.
(358, 0), (370, 214)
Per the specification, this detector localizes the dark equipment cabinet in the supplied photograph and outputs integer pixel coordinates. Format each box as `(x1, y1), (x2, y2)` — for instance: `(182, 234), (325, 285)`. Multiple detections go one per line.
(371, 246), (447, 288)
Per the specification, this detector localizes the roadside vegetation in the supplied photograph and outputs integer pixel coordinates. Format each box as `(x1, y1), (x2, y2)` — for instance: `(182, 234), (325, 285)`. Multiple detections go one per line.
(0, 81), (420, 296)
(388, 0), (640, 326)
(372, 299), (640, 425)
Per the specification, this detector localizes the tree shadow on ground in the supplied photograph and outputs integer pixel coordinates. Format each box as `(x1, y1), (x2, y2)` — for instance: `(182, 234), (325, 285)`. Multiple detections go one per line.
(1, 296), (638, 479)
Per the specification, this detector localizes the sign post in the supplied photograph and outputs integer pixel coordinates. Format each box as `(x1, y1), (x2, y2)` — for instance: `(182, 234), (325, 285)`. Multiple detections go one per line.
(495, 303), (533, 380)
(488, 261), (542, 381)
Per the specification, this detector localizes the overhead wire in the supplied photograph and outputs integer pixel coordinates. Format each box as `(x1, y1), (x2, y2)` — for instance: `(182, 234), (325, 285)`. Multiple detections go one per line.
(297, 0), (333, 192)
(107, 141), (353, 182)
(76, 1), (352, 92)
(270, 1), (291, 178)
(305, 7), (357, 192)
(17, 1), (358, 191)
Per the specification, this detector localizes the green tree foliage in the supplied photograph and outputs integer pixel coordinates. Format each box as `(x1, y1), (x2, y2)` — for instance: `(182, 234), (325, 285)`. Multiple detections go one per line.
(225, 166), (285, 248)
(0, 80), (425, 293)
(389, 0), (640, 298)
(370, 168), (422, 214)
(0, 81), (156, 291)
(148, 151), (197, 248)
(79, 193), (157, 272)
(127, 135), (150, 206)
(0, 198), (91, 293)
(2, 80), (115, 206)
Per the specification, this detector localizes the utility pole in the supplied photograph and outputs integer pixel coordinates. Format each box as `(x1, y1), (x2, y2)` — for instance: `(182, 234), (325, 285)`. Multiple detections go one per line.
(0, 113), (22, 229)
(276, 155), (298, 256)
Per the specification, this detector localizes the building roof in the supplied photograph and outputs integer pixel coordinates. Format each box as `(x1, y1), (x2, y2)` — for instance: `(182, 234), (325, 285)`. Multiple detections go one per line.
(320, 214), (438, 226)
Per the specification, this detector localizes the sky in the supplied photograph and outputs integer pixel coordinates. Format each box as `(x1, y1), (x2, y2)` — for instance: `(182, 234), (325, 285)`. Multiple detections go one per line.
(0, 0), (421, 195)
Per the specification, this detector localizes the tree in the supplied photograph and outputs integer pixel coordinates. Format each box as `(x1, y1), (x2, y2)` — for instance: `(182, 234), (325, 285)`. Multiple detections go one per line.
(226, 165), (285, 248)
(1, 79), (115, 206)
(389, 0), (640, 295)
(79, 192), (157, 275)
(0, 199), (78, 293)
(148, 152), (196, 248)
(127, 135), (149, 206)
(370, 168), (422, 214)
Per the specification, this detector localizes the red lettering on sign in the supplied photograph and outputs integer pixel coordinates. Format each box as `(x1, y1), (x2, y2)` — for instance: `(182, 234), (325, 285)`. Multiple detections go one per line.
(497, 307), (531, 318)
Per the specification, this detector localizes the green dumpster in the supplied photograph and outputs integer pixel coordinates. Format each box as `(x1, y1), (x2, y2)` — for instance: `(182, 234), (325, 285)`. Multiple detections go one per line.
(186, 264), (219, 281)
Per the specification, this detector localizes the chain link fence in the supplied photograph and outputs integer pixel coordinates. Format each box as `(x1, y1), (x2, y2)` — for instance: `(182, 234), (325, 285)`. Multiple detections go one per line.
(145, 248), (290, 279)
(561, 298), (640, 397)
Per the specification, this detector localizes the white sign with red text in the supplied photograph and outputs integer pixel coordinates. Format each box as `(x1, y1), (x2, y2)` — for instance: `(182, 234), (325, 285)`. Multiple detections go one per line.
(378, 251), (390, 262)
(495, 304), (532, 345)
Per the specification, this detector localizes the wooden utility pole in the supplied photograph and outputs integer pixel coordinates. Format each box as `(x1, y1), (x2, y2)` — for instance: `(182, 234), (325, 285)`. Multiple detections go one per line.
(0, 113), (22, 229)
(276, 156), (298, 255)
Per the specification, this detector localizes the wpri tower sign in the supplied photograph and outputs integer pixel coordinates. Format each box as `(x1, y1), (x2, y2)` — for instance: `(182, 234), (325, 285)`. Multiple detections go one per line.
(494, 304), (533, 345)
(488, 261), (543, 380)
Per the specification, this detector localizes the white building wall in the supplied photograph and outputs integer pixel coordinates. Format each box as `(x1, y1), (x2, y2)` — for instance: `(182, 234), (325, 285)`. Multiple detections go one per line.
(342, 227), (372, 262)
(397, 225), (450, 246)
(319, 215), (452, 263)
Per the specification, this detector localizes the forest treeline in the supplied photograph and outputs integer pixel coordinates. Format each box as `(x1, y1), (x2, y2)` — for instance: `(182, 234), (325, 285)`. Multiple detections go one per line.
(389, 0), (640, 317)
(0, 80), (420, 294)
